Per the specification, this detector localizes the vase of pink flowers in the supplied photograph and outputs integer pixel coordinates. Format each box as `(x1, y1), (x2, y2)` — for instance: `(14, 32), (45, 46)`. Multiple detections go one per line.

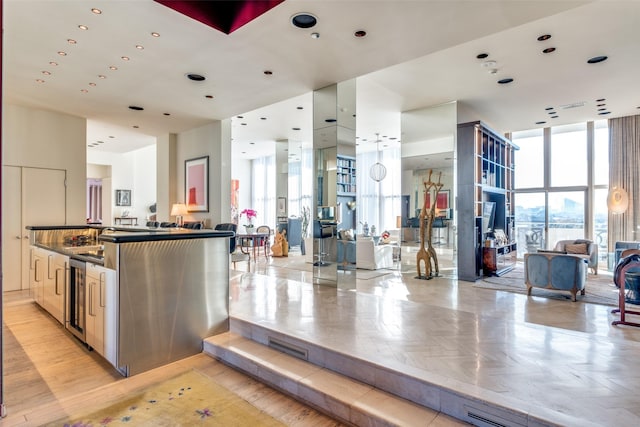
(241, 208), (257, 234)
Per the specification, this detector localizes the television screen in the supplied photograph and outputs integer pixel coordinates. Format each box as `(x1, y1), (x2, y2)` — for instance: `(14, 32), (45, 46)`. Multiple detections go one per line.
(482, 202), (496, 235)
(317, 206), (335, 221)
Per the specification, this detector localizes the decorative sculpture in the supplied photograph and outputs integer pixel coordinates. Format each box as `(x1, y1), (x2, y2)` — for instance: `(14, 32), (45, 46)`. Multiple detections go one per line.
(416, 170), (442, 279)
(271, 229), (289, 257)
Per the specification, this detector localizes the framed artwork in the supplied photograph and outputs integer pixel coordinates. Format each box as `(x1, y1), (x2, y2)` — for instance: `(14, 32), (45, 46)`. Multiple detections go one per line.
(115, 189), (131, 206)
(426, 190), (449, 210)
(185, 156), (209, 212)
(277, 197), (287, 216)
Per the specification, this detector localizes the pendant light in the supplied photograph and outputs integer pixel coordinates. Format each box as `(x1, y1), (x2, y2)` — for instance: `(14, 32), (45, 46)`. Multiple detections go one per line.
(369, 133), (387, 182)
(607, 186), (629, 214)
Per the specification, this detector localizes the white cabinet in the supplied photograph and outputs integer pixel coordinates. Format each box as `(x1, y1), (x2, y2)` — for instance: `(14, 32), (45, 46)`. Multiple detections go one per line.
(43, 252), (68, 324)
(30, 246), (46, 307)
(85, 263), (117, 366)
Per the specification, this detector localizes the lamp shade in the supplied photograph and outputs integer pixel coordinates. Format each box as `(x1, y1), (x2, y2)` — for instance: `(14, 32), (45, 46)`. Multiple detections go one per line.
(607, 187), (629, 214)
(369, 162), (387, 182)
(171, 203), (188, 216)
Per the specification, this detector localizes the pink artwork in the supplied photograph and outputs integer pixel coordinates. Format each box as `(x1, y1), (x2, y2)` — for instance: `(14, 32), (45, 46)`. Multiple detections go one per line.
(185, 156), (209, 212)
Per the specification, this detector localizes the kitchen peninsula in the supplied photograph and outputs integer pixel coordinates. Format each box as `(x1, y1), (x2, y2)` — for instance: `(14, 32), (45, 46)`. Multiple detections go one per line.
(27, 225), (234, 377)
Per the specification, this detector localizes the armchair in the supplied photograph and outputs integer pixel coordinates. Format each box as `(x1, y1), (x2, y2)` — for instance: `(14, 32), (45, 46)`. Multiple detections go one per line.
(525, 252), (587, 301)
(356, 238), (393, 270)
(553, 239), (598, 275)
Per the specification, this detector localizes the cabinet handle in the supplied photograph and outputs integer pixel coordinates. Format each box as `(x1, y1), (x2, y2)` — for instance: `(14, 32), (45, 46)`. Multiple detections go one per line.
(88, 282), (96, 317)
(55, 268), (64, 295)
(99, 272), (105, 308)
(48, 255), (54, 280)
(34, 259), (41, 282)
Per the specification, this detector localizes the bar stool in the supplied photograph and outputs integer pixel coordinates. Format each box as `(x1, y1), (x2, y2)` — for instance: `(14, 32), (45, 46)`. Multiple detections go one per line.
(313, 220), (332, 266)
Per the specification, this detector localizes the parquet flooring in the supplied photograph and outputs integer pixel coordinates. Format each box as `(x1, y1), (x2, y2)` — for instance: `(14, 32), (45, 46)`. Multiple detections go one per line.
(1, 292), (345, 426)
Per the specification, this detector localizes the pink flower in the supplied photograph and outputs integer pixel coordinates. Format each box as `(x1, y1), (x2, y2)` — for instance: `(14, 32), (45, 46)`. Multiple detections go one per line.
(240, 209), (257, 219)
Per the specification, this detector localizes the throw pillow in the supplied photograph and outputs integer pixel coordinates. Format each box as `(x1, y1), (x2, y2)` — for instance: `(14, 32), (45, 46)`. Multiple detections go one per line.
(565, 243), (588, 255)
(343, 230), (354, 241)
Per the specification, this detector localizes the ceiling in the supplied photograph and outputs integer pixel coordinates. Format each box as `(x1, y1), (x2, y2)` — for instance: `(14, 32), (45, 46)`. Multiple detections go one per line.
(4, 1), (640, 159)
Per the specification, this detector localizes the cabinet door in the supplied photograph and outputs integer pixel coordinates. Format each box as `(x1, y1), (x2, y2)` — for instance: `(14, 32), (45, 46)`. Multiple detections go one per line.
(31, 247), (45, 306)
(85, 266), (102, 355)
(86, 263), (117, 366)
(42, 250), (57, 317)
(3, 166), (25, 291)
(50, 253), (68, 324)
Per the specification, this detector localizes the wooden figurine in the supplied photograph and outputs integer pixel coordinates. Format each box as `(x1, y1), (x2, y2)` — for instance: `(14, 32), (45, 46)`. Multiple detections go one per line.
(271, 229), (289, 257)
(416, 170), (442, 279)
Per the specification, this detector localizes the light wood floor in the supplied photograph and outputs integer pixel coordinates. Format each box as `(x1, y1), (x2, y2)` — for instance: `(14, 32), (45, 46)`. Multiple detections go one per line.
(1, 292), (346, 426)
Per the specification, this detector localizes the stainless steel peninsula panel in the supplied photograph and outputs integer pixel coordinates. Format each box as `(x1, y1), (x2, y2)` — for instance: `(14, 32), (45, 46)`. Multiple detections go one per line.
(102, 231), (232, 376)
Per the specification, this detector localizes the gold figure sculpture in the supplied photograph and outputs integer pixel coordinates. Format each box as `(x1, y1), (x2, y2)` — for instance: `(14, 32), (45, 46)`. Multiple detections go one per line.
(416, 170), (442, 279)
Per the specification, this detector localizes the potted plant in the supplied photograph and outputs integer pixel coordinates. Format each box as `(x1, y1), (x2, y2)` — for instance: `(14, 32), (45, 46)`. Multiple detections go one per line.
(240, 208), (257, 234)
(300, 206), (310, 254)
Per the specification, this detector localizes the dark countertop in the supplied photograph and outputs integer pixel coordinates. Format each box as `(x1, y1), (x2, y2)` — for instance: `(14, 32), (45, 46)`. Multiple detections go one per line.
(98, 229), (234, 243)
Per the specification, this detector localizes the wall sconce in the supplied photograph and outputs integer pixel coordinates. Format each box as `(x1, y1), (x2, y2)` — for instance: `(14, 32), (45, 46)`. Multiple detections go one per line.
(607, 187), (629, 214)
(171, 203), (189, 226)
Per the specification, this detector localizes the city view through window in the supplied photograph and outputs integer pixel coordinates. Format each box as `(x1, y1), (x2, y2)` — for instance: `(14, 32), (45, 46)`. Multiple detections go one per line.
(513, 120), (609, 271)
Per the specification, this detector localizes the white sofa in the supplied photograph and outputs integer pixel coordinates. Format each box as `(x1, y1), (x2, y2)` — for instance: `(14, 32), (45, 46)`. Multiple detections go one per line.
(305, 236), (394, 270)
(356, 238), (394, 270)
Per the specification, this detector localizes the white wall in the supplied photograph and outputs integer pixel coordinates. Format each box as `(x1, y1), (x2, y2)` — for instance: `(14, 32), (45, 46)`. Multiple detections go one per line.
(87, 144), (157, 224)
(3, 104), (87, 224)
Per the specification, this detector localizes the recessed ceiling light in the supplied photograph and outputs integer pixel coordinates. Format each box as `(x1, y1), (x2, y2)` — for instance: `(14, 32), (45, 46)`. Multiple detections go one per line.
(597, 103), (606, 107)
(135, 45), (144, 50)
(250, 142), (255, 145)
(78, 25), (88, 30)
(545, 107), (554, 110)
(325, 118), (337, 123)
(263, 70), (273, 75)
(537, 34), (552, 41)
(598, 111), (611, 115)
(91, 8), (102, 14)
(292, 127), (301, 131)
(108, 136), (115, 138)
(241, 123), (247, 126)
(542, 47), (556, 54)
(97, 141), (104, 144)
(497, 78), (514, 84)
(128, 105), (144, 111)
(551, 115), (558, 118)
(291, 13), (317, 29)
(597, 108), (607, 111)
(311, 32), (320, 39)
(260, 117), (267, 120)
(89, 82), (96, 87)
(58, 51), (67, 56)
(42, 71), (51, 75)
(163, 113), (171, 116)
(476, 53), (489, 59)
(121, 56), (130, 61)
(186, 73), (205, 81)
(67, 39), (77, 44)
(133, 125), (139, 129)
(49, 61), (58, 66)
(109, 66), (118, 70)
(535, 121), (546, 125)
(98, 74), (106, 79)
(297, 106), (304, 110)
(36, 79), (45, 83)
(241, 151), (246, 154)
(596, 98), (606, 102)
(237, 115), (244, 119)
(354, 30), (367, 38)
(587, 55), (608, 64)
(548, 111), (557, 115)
(205, 95), (213, 99)
(80, 89), (88, 93)
(151, 32), (160, 37)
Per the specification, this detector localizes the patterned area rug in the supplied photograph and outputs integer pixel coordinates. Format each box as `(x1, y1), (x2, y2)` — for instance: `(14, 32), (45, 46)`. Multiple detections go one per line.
(48, 370), (285, 426)
(474, 262), (619, 306)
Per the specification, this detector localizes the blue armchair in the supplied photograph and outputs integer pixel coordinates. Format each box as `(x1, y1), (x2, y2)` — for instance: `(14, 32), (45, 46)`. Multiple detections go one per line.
(525, 252), (587, 301)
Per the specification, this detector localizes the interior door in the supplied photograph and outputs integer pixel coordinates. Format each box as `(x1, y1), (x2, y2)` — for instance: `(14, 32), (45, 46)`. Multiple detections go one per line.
(2, 166), (24, 291)
(2, 166), (66, 291)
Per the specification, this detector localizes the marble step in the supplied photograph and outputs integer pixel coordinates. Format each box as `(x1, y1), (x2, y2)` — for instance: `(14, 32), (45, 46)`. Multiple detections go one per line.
(204, 331), (456, 427)
(205, 318), (600, 427)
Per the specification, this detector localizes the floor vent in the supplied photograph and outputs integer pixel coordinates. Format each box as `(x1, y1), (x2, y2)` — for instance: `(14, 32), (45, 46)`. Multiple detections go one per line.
(268, 337), (309, 360)
(467, 411), (508, 427)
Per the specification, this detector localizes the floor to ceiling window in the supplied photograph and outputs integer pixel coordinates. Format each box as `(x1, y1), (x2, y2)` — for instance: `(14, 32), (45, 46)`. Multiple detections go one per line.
(513, 120), (609, 270)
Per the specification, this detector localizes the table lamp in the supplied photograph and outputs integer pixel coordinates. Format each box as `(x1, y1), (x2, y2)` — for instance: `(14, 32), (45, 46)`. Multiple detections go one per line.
(171, 203), (188, 227)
